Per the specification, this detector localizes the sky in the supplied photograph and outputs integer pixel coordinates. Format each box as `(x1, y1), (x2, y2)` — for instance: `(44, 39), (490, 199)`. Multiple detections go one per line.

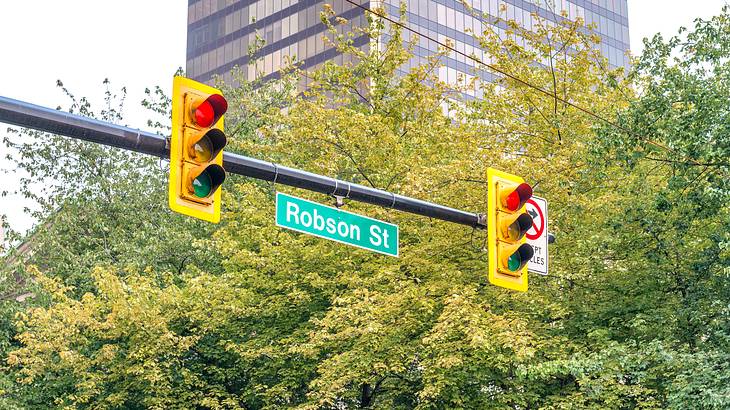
(628, 0), (729, 55)
(0, 0), (728, 237)
(0, 1), (186, 236)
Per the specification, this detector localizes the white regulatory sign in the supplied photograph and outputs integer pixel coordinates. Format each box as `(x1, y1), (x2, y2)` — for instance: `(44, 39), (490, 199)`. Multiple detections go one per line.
(525, 196), (548, 275)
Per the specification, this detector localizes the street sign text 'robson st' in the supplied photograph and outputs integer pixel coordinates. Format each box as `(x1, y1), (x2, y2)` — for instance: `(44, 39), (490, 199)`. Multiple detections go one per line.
(276, 192), (399, 257)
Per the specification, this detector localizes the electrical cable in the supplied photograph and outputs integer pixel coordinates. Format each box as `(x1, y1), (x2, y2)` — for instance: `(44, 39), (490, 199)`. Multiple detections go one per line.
(343, 0), (713, 168)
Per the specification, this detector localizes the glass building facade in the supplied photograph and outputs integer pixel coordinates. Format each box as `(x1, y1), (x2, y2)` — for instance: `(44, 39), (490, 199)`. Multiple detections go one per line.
(186, 0), (369, 87)
(186, 0), (629, 93)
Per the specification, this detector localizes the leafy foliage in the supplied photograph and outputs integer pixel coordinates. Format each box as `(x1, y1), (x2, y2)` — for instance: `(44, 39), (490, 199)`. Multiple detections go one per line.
(1, 4), (729, 409)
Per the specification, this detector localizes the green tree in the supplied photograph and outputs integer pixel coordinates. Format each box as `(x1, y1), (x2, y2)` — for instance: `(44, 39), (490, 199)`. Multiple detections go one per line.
(4, 3), (730, 410)
(582, 7), (730, 408)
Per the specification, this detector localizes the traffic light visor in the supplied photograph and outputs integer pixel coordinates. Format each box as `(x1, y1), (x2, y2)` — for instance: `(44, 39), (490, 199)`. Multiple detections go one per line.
(503, 182), (533, 211)
(487, 167), (531, 291)
(506, 243), (534, 272)
(193, 94), (228, 128)
(188, 164), (226, 199)
(504, 212), (533, 241)
(189, 129), (226, 162)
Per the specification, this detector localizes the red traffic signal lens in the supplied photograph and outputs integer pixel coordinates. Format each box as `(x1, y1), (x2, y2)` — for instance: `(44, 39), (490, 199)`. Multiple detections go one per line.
(193, 94), (228, 128)
(504, 183), (533, 211)
(195, 101), (215, 128)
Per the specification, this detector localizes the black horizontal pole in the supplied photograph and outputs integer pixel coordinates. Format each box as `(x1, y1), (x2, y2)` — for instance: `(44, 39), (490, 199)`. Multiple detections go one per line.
(0, 95), (484, 228)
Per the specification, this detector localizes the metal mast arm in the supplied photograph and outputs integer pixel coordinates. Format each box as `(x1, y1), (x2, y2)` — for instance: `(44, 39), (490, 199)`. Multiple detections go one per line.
(0, 95), (484, 228)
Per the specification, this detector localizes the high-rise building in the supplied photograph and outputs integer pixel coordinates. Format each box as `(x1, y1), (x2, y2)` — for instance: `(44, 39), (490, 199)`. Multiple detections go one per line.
(186, 0), (629, 97)
(187, 0), (369, 87)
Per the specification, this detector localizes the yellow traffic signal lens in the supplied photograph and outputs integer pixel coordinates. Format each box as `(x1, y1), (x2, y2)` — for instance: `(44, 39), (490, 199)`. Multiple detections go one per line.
(506, 213), (533, 241)
(192, 136), (213, 162)
(187, 129), (226, 164)
(507, 223), (520, 240)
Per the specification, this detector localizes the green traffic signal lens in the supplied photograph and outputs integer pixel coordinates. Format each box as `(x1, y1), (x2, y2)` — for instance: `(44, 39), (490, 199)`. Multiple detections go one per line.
(192, 136), (213, 162)
(188, 165), (226, 200)
(504, 244), (535, 272)
(507, 253), (522, 271)
(192, 171), (213, 198)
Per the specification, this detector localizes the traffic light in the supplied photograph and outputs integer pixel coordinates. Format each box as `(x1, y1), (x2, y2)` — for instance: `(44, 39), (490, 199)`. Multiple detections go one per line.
(169, 76), (228, 223)
(487, 167), (535, 292)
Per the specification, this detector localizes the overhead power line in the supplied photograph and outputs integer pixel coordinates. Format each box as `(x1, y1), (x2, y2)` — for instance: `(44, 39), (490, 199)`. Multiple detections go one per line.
(343, 0), (702, 165)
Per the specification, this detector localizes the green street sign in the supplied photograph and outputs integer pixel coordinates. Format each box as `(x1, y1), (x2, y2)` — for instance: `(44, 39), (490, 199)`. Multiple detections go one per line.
(275, 192), (399, 257)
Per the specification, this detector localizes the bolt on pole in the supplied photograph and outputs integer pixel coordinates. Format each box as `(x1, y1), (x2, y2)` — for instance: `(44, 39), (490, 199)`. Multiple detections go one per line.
(0, 95), (486, 228)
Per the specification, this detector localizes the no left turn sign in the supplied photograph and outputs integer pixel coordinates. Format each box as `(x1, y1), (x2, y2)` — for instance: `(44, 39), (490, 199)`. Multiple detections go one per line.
(526, 196), (548, 275)
(525, 198), (545, 240)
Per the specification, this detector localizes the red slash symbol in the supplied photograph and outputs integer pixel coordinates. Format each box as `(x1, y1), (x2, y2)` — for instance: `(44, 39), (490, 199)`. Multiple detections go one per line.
(525, 198), (544, 240)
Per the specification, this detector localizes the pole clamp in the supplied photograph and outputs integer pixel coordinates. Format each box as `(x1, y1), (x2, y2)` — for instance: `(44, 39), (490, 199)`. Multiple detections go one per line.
(475, 213), (487, 229)
(332, 180), (351, 208)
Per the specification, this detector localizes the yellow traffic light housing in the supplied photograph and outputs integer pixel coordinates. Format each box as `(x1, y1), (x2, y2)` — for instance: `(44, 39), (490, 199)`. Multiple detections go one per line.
(169, 76), (228, 223)
(487, 167), (535, 292)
